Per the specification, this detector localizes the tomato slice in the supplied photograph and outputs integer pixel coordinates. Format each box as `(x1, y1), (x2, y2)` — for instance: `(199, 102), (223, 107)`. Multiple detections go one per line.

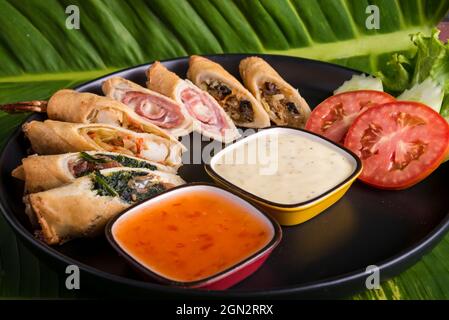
(305, 90), (395, 143)
(344, 102), (449, 189)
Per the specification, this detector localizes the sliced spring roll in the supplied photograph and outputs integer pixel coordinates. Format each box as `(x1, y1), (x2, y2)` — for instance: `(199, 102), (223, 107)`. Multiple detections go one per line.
(187, 55), (270, 128)
(22, 120), (185, 168)
(239, 57), (311, 128)
(12, 151), (175, 193)
(102, 77), (192, 137)
(47, 89), (173, 139)
(146, 61), (240, 143)
(24, 167), (185, 245)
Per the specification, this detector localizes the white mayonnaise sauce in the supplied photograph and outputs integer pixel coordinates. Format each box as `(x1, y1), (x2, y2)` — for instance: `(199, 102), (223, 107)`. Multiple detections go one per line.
(212, 131), (356, 205)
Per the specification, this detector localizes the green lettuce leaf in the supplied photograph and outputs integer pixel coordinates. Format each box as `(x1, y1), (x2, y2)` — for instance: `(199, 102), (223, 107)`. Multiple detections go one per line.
(411, 30), (449, 87)
(377, 53), (413, 93)
(379, 29), (449, 115)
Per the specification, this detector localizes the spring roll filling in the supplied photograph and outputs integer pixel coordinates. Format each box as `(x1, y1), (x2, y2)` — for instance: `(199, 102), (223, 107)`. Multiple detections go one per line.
(200, 79), (254, 123)
(92, 171), (174, 203)
(69, 152), (158, 178)
(123, 91), (185, 128)
(86, 108), (124, 127)
(86, 107), (149, 134)
(179, 85), (230, 134)
(260, 81), (305, 126)
(81, 128), (169, 162)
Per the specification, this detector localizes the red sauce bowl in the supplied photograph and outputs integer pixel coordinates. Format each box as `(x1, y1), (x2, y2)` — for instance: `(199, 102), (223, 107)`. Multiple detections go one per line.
(105, 183), (282, 290)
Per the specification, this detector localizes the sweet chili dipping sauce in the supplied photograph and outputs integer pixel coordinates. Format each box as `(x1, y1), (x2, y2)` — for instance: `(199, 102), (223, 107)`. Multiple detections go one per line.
(112, 188), (273, 282)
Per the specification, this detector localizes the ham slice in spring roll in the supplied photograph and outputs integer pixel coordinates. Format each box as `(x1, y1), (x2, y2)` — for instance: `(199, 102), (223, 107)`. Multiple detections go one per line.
(239, 57), (311, 128)
(24, 167), (185, 245)
(146, 62), (240, 143)
(46, 89), (175, 139)
(12, 151), (175, 193)
(22, 120), (185, 168)
(102, 77), (192, 137)
(187, 55), (270, 128)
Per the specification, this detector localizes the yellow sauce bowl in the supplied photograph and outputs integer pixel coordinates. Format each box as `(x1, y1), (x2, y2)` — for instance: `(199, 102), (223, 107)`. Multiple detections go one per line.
(205, 127), (363, 226)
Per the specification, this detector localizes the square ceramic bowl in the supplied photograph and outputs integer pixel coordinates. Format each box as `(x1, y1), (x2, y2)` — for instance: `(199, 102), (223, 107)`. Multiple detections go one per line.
(105, 183), (282, 290)
(205, 127), (363, 226)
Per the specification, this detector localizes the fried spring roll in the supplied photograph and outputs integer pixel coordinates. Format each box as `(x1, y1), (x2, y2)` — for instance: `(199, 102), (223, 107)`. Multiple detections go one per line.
(187, 55), (270, 128)
(12, 151), (175, 193)
(22, 120), (185, 168)
(146, 62), (240, 143)
(102, 77), (193, 137)
(24, 168), (185, 244)
(239, 57), (311, 128)
(47, 89), (174, 139)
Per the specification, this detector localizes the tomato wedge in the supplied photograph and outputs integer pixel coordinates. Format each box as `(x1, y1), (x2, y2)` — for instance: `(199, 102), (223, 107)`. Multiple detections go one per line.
(344, 102), (449, 190)
(305, 90), (395, 143)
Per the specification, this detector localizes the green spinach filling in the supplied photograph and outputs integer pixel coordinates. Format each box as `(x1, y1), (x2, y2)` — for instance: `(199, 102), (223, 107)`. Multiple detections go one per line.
(98, 153), (157, 170)
(74, 152), (157, 177)
(92, 171), (167, 203)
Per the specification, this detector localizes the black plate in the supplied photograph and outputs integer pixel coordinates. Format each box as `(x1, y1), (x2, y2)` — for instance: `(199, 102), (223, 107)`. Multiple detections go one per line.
(1, 54), (449, 299)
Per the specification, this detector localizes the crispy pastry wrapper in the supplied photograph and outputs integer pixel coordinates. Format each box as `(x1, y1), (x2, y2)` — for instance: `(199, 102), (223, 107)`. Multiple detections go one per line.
(147, 62), (240, 143)
(22, 120), (185, 168)
(146, 61), (182, 100)
(239, 56), (311, 127)
(187, 55), (270, 128)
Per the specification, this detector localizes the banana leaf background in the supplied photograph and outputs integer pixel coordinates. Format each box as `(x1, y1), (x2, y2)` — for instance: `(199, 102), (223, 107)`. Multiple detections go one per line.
(1, 0), (449, 299)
